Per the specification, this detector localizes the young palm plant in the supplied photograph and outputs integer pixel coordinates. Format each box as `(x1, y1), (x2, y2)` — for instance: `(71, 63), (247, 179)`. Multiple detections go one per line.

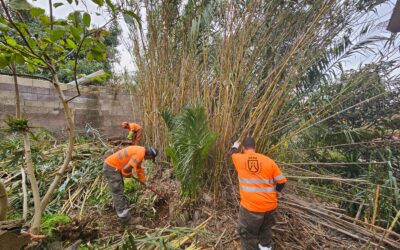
(162, 104), (217, 201)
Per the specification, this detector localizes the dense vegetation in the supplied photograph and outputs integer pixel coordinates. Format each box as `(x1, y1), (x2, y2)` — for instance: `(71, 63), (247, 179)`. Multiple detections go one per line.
(0, 0), (399, 248)
(130, 0), (400, 231)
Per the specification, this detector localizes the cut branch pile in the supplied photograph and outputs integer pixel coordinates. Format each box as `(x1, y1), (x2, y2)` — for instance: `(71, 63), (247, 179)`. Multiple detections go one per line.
(273, 194), (400, 249)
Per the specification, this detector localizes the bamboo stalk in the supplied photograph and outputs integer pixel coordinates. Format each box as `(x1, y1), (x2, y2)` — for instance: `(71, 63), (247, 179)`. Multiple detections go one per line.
(371, 185), (380, 228)
(286, 176), (367, 183)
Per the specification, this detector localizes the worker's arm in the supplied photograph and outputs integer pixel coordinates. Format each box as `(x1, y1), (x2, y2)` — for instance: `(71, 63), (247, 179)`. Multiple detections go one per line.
(276, 183), (285, 192)
(273, 162), (287, 192)
(229, 140), (241, 154)
(122, 164), (133, 177)
(125, 157), (145, 182)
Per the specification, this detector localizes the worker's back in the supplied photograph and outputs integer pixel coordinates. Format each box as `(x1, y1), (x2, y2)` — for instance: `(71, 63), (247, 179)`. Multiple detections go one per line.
(128, 123), (141, 132)
(232, 151), (286, 212)
(106, 146), (145, 171)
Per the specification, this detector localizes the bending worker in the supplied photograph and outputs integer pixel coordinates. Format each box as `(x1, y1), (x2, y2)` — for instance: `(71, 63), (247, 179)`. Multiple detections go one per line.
(121, 121), (143, 145)
(230, 137), (286, 250)
(104, 145), (158, 225)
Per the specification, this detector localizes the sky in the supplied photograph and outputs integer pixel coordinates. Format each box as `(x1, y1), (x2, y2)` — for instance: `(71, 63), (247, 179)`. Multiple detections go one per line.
(28, 0), (399, 74)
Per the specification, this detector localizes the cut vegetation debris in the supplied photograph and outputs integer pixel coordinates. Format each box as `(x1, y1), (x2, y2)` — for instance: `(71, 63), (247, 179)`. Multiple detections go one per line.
(1, 132), (399, 249)
(0, 0), (400, 249)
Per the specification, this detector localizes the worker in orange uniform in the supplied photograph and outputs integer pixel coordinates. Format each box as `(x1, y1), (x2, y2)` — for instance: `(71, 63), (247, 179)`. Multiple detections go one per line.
(104, 145), (158, 225)
(230, 137), (286, 250)
(121, 121), (143, 145)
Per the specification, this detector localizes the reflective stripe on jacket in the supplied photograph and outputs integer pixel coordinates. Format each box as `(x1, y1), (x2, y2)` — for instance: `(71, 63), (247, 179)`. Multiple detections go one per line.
(105, 146), (146, 181)
(232, 151), (287, 212)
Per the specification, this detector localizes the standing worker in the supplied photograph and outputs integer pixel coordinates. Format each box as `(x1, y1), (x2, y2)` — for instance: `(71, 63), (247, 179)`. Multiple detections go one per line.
(121, 121), (143, 145)
(104, 145), (158, 225)
(230, 137), (287, 250)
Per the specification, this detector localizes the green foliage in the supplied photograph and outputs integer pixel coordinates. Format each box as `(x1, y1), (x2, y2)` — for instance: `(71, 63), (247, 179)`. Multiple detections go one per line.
(4, 116), (29, 133)
(0, 133), (25, 168)
(123, 178), (139, 203)
(6, 210), (22, 220)
(119, 232), (138, 250)
(0, 1), (119, 84)
(162, 104), (217, 201)
(41, 213), (72, 234)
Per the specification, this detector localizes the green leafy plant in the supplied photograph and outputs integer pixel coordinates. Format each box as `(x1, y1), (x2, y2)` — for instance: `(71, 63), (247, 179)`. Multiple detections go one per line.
(4, 116), (29, 132)
(119, 232), (138, 250)
(162, 104), (217, 201)
(41, 213), (72, 234)
(124, 178), (140, 203)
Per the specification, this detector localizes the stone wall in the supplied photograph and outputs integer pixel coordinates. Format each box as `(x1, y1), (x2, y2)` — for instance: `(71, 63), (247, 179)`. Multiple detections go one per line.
(0, 75), (140, 138)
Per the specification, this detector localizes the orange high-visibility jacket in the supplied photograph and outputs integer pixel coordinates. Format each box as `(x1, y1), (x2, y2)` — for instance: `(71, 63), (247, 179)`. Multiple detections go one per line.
(128, 123), (142, 132)
(105, 146), (146, 182)
(128, 123), (143, 145)
(231, 151), (287, 212)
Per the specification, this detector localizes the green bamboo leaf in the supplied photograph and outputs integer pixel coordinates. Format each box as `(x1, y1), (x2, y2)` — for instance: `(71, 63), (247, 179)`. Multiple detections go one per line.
(123, 10), (141, 25)
(105, 0), (116, 11)
(30, 7), (45, 17)
(83, 13), (91, 27)
(91, 0), (103, 7)
(53, 2), (64, 8)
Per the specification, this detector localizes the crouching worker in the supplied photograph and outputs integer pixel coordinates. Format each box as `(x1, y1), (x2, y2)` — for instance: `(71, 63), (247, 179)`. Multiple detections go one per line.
(230, 137), (287, 250)
(121, 121), (143, 145)
(103, 145), (158, 225)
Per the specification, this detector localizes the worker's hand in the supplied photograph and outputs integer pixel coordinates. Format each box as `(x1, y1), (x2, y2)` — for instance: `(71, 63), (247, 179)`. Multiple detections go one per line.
(232, 140), (241, 149)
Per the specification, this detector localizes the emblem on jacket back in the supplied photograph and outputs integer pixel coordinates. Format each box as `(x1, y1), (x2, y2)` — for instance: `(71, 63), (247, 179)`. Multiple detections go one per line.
(247, 156), (261, 174)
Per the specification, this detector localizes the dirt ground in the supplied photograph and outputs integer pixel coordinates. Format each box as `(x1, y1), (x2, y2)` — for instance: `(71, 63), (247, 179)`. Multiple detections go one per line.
(52, 164), (368, 249)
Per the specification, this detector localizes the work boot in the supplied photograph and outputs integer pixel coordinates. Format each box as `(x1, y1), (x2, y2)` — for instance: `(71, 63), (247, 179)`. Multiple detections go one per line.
(258, 244), (272, 250)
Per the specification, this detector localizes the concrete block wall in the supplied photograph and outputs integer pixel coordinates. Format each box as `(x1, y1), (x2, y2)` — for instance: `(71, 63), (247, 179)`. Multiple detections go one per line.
(0, 75), (141, 138)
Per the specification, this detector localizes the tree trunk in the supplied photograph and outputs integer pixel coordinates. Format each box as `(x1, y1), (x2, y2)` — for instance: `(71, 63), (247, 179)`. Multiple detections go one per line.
(0, 181), (7, 221)
(23, 133), (41, 234)
(11, 63), (21, 118)
(40, 73), (75, 214)
(21, 167), (28, 221)
(11, 64), (28, 221)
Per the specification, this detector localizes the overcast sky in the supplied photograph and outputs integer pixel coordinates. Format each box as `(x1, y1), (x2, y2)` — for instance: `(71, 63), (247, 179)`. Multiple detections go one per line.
(28, 0), (398, 74)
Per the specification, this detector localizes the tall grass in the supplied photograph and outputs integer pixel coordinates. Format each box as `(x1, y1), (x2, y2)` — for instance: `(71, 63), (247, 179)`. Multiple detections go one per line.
(125, 0), (399, 198)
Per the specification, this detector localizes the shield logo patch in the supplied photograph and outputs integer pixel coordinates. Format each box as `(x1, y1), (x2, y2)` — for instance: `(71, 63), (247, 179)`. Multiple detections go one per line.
(247, 159), (260, 174)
